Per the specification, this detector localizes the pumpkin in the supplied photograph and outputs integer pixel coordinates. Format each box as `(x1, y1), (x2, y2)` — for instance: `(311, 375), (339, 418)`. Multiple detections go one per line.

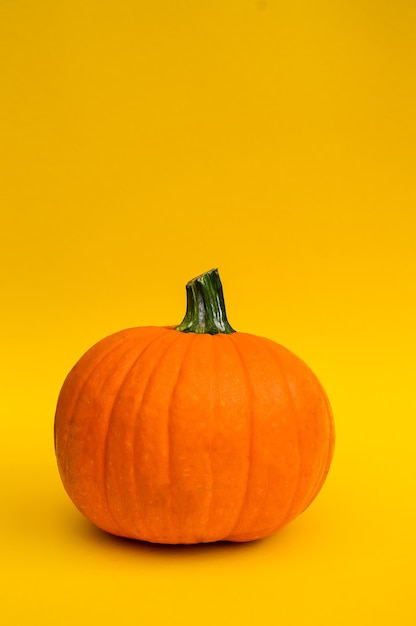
(54, 269), (334, 544)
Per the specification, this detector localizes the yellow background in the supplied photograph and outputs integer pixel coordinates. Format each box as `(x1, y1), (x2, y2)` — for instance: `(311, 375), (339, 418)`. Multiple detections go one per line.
(1, 1), (415, 624)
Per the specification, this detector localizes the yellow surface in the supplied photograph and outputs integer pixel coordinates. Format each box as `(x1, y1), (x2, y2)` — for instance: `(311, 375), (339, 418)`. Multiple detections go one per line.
(1, 1), (415, 624)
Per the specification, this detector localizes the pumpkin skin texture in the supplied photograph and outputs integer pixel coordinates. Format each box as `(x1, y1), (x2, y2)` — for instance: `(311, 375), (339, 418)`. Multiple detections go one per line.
(54, 271), (334, 544)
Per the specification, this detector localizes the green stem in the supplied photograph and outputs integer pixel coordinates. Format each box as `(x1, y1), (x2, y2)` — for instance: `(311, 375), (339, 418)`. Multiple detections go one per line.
(175, 268), (236, 335)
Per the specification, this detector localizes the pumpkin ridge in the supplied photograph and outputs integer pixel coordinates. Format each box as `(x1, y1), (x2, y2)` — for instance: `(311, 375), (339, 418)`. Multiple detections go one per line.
(225, 334), (255, 539)
(203, 335), (216, 539)
(255, 336), (302, 529)
(301, 389), (335, 513)
(101, 329), (171, 536)
(130, 330), (185, 540)
(56, 335), (137, 473)
(166, 332), (197, 542)
(323, 392), (335, 475)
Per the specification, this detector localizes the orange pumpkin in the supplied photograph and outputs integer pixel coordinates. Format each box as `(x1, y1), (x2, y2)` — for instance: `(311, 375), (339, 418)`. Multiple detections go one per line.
(54, 269), (334, 544)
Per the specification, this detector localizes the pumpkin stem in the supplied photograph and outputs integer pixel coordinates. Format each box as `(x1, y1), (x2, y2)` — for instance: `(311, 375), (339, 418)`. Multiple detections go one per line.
(175, 268), (236, 335)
